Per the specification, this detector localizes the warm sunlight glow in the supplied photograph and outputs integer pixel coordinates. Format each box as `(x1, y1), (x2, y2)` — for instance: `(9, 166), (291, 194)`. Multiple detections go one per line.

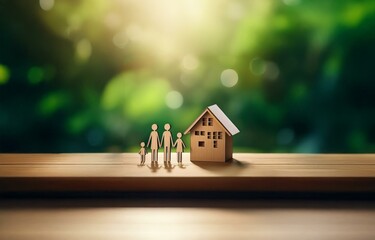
(111, 0), (214, 62)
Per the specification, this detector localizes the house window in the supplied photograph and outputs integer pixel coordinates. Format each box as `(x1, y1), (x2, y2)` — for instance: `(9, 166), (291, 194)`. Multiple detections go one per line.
(195, 131), (199, 135)
(200, 131), (205, 136)
(202, 118), (207, 126)
(213, 140), (217, 148)
(213, 132), (217, 139)
(198, 141), (205, 147)
(208, 118), (213, 126)
(207, 132), (211, 139)
(218, 132), (222, 139)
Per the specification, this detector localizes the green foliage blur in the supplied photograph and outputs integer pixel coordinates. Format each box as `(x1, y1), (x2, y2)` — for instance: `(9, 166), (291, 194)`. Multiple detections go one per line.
(0, 0), (374, 153)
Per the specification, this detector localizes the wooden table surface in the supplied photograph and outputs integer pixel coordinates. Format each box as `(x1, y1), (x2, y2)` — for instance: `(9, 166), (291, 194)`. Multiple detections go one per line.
(1, 153), (375, 239)
(0, 198), (374, 240)
(1, 153), (375, 192)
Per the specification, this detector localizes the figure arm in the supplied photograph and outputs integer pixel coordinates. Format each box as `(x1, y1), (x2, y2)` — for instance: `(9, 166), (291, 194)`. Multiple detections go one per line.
(170, 133), (174, 147)
(158, 133), (162, 148)
(182, 140), (186, 149)
(147, 134), (152, 147)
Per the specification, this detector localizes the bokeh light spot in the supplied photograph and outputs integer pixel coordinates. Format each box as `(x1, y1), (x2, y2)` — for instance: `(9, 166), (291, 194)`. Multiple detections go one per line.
(220, 69), (238, 88)
(0, 65), (10, 85)
(250, 58), (266, 76)
(165, 90), (184, 109)
(38, 92), (69, 116)
(104, 13), (122, 30)
(39, 0), (54, 11)
(76, 39), (92, 61)
(181, 55), (199, 71)
(264, 62), (280, 80)
(113, 31), (129, 49)
(28, 67), (44, 84)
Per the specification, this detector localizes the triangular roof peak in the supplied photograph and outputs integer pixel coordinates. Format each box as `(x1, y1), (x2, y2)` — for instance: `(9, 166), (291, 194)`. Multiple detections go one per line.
(184, 104), (240, 136)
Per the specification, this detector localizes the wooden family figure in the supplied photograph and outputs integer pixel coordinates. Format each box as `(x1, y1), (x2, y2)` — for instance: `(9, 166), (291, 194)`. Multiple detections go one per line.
(138, 123), (186, 165)
(139, 104), (239, 165)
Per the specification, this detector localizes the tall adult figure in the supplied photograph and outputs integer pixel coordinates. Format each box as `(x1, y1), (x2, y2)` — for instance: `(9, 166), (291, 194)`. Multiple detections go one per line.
(147, 124), (160, 162)
(161, 123), (173, 162)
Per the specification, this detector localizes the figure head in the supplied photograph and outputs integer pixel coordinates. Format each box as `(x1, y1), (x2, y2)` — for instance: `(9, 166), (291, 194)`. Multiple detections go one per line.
(177, 132), (182, 138)
(151, 124), (157, 131)
(140, 142), (145, 147)
(164, 123), (171, 131)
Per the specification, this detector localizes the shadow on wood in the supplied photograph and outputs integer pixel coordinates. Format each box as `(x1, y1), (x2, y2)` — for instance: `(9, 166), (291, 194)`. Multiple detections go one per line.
(190, 158), (250, 175)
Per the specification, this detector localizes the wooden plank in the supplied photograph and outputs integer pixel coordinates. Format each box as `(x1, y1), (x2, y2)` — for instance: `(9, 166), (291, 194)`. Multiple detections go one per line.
(0, 153), (375, 192)
(1, 153), (375, 165)
(0, 199), (374, 240)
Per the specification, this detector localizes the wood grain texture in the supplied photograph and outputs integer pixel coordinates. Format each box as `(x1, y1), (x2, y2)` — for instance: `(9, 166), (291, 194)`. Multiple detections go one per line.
(0, 153), (375, 192)
(0, 199), (374, 240)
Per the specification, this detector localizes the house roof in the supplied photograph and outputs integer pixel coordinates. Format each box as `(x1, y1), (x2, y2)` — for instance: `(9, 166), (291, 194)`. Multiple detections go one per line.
(184, 104), (240, 136)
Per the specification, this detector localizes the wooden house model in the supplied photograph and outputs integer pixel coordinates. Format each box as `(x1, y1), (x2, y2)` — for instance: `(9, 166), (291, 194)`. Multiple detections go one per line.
(184, 104), (240, 162)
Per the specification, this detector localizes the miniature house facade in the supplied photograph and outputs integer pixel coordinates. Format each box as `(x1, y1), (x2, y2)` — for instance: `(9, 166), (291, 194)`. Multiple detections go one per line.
(184, 104), (240, 162)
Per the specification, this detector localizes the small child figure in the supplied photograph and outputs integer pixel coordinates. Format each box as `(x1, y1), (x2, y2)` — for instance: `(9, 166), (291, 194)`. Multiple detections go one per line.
(138, 142), (147, 165)
(174, 132), (186, 164)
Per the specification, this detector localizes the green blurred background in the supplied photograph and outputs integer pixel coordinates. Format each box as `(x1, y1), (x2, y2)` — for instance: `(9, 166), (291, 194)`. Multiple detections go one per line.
(0, 0), (374, 153)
